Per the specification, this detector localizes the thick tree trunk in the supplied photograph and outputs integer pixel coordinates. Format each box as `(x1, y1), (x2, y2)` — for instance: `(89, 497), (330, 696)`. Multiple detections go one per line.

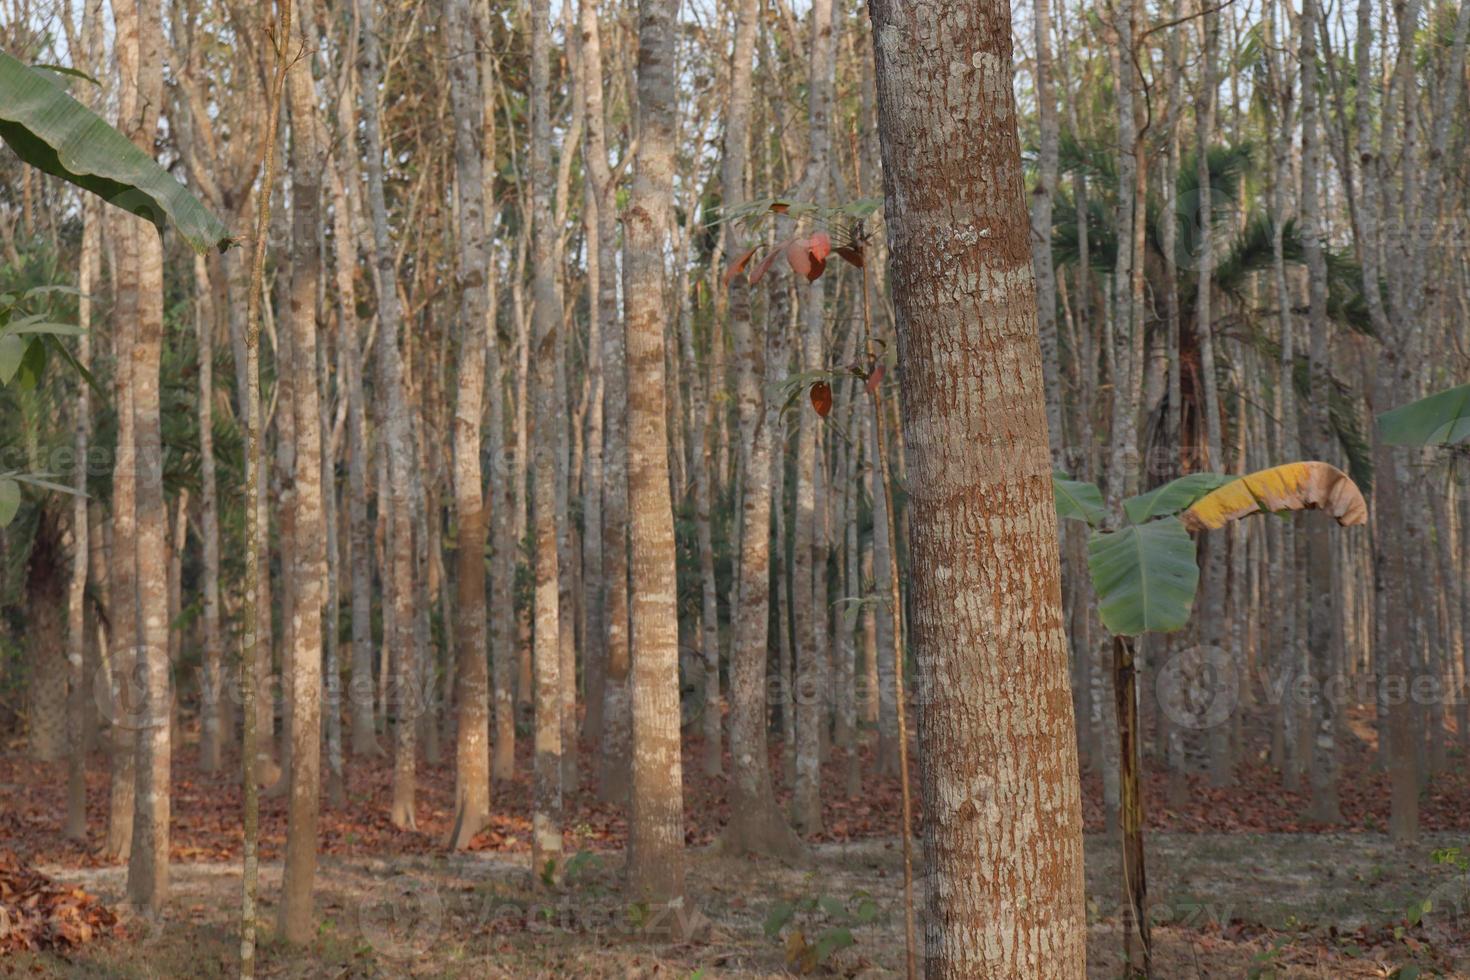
(866, 1), (1087, 974)
(623, 0), (687, 910)
(114, 0), (171, 916)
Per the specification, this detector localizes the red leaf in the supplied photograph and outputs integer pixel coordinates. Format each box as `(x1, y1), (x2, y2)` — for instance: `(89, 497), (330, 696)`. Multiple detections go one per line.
(786, 238), (813, 280)
(835, 243), (864, 268)
(865, 363), (886, 396)
(749, 239), (793, 285)
(810, 381), (833, 418)
(724, 246), (758, 286)
(770, 201), (790, 214)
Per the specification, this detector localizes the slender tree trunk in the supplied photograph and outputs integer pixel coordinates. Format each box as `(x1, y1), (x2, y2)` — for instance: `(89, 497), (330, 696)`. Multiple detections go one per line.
(713, 0), (802, 861)
(358, 0), (419, 830)
(194, 252), (225, 774)
(530, 0), (565, 878)
(791, 0), (835, 838)
(1032, 0), (1062, 452)
(116, 0), (171, 916)
(446, 0), (493, 850)
(1299, 0), (1342, 823)
(279, 5), (327, 937)
(866, 1), (1087, 974)
(483, 110), (517, 790)
(66, 181), (100, 840)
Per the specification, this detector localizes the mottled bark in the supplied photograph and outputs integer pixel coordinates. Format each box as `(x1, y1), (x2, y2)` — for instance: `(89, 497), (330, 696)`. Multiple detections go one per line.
(866, 1), (1087, 974)
(623, 0), (687, 908)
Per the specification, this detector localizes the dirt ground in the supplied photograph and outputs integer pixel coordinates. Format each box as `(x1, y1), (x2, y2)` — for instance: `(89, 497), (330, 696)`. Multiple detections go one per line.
(6, 830), (1469, 978)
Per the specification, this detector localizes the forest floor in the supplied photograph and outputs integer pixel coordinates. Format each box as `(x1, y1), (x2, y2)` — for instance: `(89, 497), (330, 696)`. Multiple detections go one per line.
(3, 722), (1470, 977)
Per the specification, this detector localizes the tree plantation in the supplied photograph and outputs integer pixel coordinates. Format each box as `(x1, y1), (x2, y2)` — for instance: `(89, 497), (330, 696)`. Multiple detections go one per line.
(2, 0), (1470, 977)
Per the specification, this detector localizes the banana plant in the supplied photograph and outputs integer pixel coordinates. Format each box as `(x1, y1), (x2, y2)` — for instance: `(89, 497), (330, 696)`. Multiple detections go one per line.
(1057, 462), (1367, 635)
(1377, 383), (1470, 447)
(1052, 461), (1367, 977)
(0, 49), (230, 253)
(0, 286), (91, 528)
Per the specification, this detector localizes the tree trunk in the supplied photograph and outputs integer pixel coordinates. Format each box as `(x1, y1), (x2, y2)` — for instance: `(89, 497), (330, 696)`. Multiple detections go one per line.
(530, 0), (565, 878)
(357, 0), (419, 830)
(1299, 0), (1342, 823)
(622, 0), (687, 908)
(445, 0), (493, 850)
(279, 6), (327, 938)
(115, 0), (171, 916)
(791, 0), (835, 839)
(866, 1), (1087, 973)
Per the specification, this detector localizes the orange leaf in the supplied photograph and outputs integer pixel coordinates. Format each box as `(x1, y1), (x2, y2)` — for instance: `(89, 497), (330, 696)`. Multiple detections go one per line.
(809, 231), (831, 262)
(724, 246), (758, 286)
(865, 363), (886, 395)
(810, 381), (833, 418)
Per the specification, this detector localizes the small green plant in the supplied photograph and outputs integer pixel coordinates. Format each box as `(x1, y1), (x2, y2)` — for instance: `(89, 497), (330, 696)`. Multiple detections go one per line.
(1246, 936), (1290, 979)
(1431, 846), (1469, 872)
(762, 890), (879, 974)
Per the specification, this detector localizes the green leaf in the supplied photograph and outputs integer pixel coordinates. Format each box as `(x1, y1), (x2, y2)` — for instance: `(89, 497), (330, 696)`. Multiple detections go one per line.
(16, 336), (46, 390)
(5, 313), (83, 336)
(763, 900), (796, 939)
(813, 927), (856, 962)
(46, 335), (103, 397)
(12, 473), (82, 496)
(1124, 473), (1236, 524)
(0, 332), (24, 384)
(0, 478), (19, 527)
(1087, 517), (1200, 636)
(0, 49), (231, 253)
(1377, 383), (1470, 447)
(1052, 473), (1107, 525)
(30, 63), (100, 87)
(818, 896), (846, 919)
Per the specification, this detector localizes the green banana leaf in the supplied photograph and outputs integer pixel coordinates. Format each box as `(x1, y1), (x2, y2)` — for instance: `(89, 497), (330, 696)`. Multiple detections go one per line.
(0, 477), (18, 527)
(0, 49), (231, 253)
(1087, 517), (1200, 636)
(1053, 473), (1107, 526)
(1124, 473), (1236, 524)
(1377, 383), (1470, 447)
